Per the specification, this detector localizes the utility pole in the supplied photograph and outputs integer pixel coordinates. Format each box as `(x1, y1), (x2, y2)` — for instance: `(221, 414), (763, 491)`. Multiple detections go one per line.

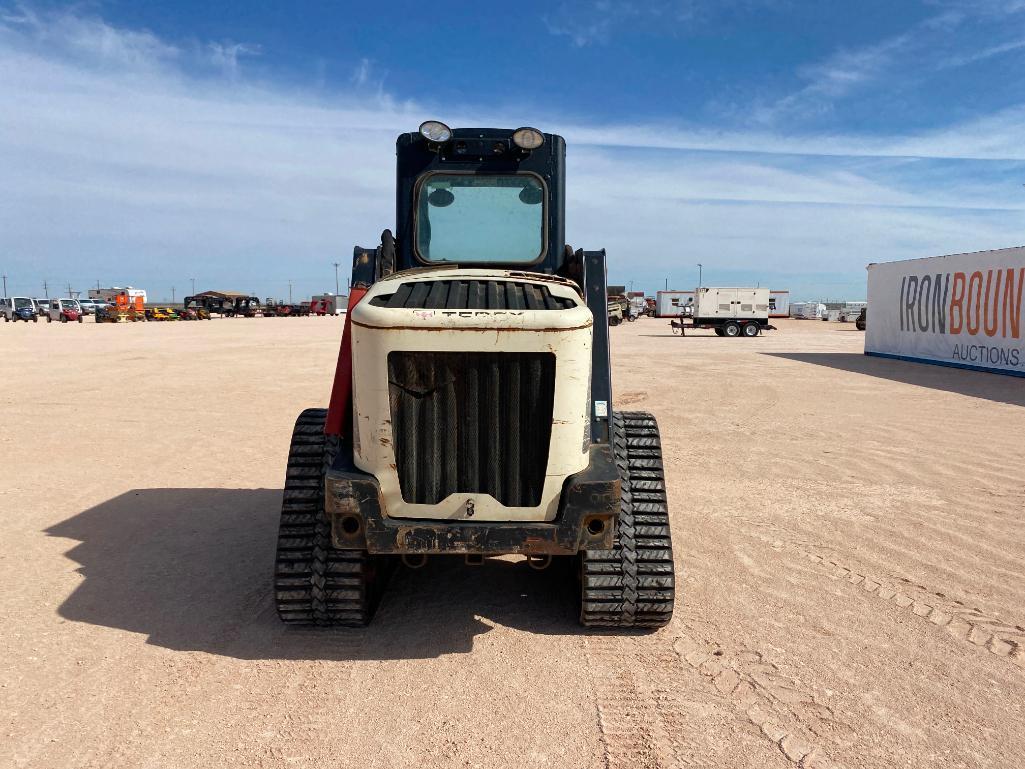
(288, 280), (293, 303)
(96, 279), (101, 291)
(191, 277), (196, 294)
(66, 282), (73, 297)
(2, 274), (7, 297)
(171, 286), (175, 303)
(697, 263), (703, 288)
(43, 280), (49, 298)
(333, 262), (340, 295)
(664, 277), (668, 290)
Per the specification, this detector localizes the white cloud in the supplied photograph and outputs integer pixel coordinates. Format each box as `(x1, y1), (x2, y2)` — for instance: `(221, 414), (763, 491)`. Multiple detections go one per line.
(208, 41), (260, 78)
(543, 3), (617, 47)
(351, 57), (372, 86)
(0, 5), (1023, 300)
(752, 3), (1025, 126)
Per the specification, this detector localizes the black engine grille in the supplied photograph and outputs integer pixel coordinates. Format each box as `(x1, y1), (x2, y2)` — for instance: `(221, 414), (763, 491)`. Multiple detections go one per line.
(370, 280), (576, 310)
(388, 352), (556, 507)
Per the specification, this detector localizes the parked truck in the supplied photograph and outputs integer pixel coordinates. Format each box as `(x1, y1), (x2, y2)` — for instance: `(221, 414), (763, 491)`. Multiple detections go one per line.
(670, 287), (775, 337)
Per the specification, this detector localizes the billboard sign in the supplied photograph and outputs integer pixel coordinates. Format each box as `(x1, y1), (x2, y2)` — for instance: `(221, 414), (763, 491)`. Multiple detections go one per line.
(866, 247), (1025, 377)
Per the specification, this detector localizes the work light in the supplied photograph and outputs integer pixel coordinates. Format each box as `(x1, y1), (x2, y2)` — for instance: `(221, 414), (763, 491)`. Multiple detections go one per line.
(512, 127), (544, 150)
(419, 120), (452, 143)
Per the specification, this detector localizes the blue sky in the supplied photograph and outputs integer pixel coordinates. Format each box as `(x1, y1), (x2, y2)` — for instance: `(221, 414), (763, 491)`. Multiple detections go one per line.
(2, 0), (1024, 301)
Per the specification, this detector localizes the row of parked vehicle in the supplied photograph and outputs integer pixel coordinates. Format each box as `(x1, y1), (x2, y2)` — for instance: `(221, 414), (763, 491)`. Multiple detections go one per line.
(2, 295), (346, 323)
(1, 296), (93, 323)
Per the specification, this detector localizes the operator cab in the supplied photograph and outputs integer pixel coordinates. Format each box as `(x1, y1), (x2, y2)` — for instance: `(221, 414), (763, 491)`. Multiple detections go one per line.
(389, 122), (568, 278)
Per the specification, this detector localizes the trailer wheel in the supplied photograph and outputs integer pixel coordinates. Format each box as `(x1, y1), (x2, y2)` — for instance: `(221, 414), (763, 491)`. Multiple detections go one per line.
(742, 322), (759, 337)
(274, 408), (394, 626)
(580, 411), (675, 628)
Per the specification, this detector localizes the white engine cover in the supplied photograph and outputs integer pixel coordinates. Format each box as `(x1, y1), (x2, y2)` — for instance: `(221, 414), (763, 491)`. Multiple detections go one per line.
(349, 269), (593, 522)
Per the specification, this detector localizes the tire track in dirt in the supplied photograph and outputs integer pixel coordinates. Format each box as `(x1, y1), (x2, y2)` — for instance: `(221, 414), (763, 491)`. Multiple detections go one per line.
(586, 635), (703, 768)
(797, 549), (1025, 668)
(672, 633), (845, 769)
(736, 519), (1025, 669)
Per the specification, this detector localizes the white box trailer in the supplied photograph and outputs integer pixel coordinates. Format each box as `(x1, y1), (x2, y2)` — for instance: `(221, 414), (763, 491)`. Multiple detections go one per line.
(89, 286), (148, 304)
(669, 287), (775, 338)
(769, 290), (790, 318)
(790, 302), (826, 319)
(866, 247), (1025, 377)
(312, 293), (347, 315)
(823, 301), (866, 322)
(656, 290), (694, 317)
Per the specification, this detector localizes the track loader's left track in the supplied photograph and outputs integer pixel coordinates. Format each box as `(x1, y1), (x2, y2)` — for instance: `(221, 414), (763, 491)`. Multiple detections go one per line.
(273, 408), (392, 626)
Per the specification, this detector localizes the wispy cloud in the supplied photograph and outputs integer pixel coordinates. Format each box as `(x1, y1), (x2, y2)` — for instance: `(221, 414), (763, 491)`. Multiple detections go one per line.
(208, 41), (260, 79)
(754, 3), (1025, 125)
(543, 1), (621, 47)
(0, 5), (1022, 300)
(542, 0), (783, 46)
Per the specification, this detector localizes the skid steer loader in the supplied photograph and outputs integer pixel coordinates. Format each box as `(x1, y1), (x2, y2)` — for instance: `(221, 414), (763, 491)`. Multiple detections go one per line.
(274, 123), (675, 627)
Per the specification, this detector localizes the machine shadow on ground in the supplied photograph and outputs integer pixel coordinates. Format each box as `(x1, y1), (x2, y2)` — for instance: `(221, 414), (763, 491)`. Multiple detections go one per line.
(46, 488), (615, 661)
(766, 352), (1025, 406)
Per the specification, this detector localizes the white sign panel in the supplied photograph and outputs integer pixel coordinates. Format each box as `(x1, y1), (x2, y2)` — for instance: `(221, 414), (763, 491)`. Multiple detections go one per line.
(866, 247), (1025, 377)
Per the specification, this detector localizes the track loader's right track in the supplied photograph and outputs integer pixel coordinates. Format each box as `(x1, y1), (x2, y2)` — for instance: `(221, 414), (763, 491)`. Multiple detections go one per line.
(273, 408), (390, 626)
(580, 411), (676, 627)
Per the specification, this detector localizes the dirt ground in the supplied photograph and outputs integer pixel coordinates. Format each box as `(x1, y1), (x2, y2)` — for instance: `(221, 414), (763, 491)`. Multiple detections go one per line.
(2, 315), (1023, 769)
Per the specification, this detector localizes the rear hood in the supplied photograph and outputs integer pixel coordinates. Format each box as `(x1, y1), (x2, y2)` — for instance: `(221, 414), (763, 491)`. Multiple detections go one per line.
(352, 269), (592, 332)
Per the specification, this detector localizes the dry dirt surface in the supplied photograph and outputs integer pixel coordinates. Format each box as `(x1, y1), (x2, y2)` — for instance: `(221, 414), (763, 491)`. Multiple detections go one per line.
(2, 315), (1024, 769)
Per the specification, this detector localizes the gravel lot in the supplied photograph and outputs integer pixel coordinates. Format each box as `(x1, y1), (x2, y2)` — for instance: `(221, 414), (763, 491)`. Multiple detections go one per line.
(2, 315), (1023, 769)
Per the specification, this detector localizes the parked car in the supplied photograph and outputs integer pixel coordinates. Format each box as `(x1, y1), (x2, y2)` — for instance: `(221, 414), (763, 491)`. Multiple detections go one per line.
(47, 298), (83, 323)
(77, 299), (100, 316)
(2, 296), (39, 322)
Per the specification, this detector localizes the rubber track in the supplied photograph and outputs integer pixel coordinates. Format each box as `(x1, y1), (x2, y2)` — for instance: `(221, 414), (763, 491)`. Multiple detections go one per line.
(581, 411), (675, 627)
(274, 408), (381, 626)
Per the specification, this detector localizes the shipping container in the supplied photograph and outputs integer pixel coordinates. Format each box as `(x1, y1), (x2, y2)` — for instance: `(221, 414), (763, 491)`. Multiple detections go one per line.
(865, 247), (1025, 377)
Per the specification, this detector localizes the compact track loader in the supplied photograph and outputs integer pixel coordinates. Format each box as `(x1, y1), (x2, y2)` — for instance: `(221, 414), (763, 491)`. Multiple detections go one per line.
(274, 123), (675, 627)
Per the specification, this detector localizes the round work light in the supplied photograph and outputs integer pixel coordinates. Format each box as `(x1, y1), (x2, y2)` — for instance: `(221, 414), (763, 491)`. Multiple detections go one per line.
(419, 120), (452, 143)
(512, 127), (544, 150)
